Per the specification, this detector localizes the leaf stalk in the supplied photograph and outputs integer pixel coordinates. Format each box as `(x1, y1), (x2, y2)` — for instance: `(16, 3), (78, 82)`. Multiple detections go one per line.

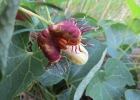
(18, 7), (53, 26)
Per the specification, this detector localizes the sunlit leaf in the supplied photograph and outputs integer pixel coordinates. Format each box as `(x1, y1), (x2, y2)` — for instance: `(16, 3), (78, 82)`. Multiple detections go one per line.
(126, 0), (140, 18)
(20, 0), (63, 10)
(125, 18), (140, 35)
(86, 58), (135, 100)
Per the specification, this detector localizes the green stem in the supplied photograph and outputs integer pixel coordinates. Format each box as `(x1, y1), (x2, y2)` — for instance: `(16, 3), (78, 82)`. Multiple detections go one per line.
(118, 39), (138, 60)
(129, 67), (140, 71)
(45, 7), (51, 21)
(18, 7), (53, 25)
(43, 0), (51, 21)
(35, 81), (56, 99)
(66, 81), (70, 88)
(44, 88), (56, 98)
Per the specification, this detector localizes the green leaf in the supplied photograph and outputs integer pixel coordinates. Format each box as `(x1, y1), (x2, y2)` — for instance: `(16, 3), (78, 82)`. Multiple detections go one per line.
(74, 48), (107, 100)
(52, 15), (66, 23)
(125, 89), (140, 100)
(120, 44), (132, 55)
(0, 0), (19, 67)
(125, 18), (140, 35)
(0, 33), (46, 100)
(0, 67), (2, 81)
(106, 23), (136, 46)
(0, 0), (7, 14)
(121, 57), (138, 88)
(0, 0), (20, 74)
(20, 1), (63, 11)
(14, 28), (43, 35)
(32, 40), (39, 53)
(15, 21), (30, 29)
(86, 58), (135, 100)
(126, 0), (140, 18)
(99, 21), (136, 58)
(57, 88), (72, 100)
(37, 69), (64, 86)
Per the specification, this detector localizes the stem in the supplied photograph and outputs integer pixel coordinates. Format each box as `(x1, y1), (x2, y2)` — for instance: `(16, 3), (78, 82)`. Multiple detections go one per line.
(129, 67), (140, 71)
(45, 7), (51, 21)
(118, 39), (138, 60)
(18, 7), (53, 25)
(44, 88), (56, 98)
(43, 0), (51, 21)
(66, 81), (70, 88)
(35, 81), (56, 99)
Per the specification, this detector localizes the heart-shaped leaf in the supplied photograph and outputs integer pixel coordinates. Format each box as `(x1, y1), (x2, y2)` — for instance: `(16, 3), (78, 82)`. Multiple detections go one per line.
(37, 69), (64, 86)
(86, 58), (135, 100)
(121, 57), (138, 85)
(99, 21), (136, 58)
(0, 0), (20, 79)
(126, 0), (140, 18)
(0, 33), (46, 100)
(125, 89), (140, 100)
(125, 18), (140, 35)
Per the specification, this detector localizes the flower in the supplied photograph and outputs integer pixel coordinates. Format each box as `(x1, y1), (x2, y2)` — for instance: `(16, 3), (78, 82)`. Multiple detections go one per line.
(48, 18), (99, 49)
(37, 29), (61, 64)
(63, 44), (88, 65)
(36, 18), (99, 74)
(37, 29), (67, 74)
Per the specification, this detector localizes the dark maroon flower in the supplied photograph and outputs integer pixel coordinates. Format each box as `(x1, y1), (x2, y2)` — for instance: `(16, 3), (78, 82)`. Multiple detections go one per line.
(37, 29), (68, 74)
